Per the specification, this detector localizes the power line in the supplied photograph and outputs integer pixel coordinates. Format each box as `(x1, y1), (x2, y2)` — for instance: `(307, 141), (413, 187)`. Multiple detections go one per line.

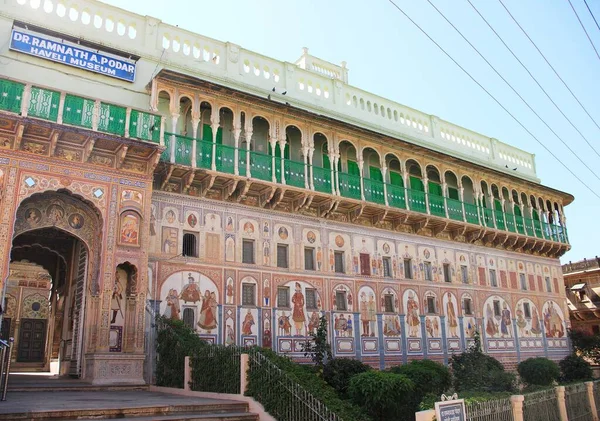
(466, 0), (600, 160)
(567, 0), (600, 61)
(384, 0), (600, 200)
(498, 0), (600, 135)
(583, 0), (600, 33)
(424, 0), (600, 184)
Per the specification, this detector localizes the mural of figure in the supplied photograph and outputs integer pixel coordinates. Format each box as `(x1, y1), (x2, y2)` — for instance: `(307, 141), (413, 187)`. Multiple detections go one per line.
(485, 304), (498, 337)
(263, 280), (270, 306)
(226, 217), (234, 232)
(308, 311), (320, 335)
(180, 273), (201, 303)
(335, 314), (347, 336)
(407, 292), (420, 337)
(225, 325), (235, 345)
(263, 320), (272, 348)
(263, 221), (269, 236)
(367, 293), (377, 337)
(360, 293), (369, 336)
(197, 290), (217, 331)
(433, 317), (440, 337)
(446, 292), (458, 338)
(353, 255), (359, 274)
(226, 278), (234, 304)
(164, 288), (180, 320)
(501, 303), (511, 338)
(329, 249), (334, 271)
(516, 305), (527, 336)
(291, 283), (306, 336)
(426, 317), (433, 337)
(346, 314), (353, 337)
(278, 312), (291, 336)
(465, 317), (475, 338)
(531, 308), (542, 336)
(317, 247), (322, 270)
(263, 241), (270, 266)
(111, 271), (124, 325)
(225, 237), (235, 262)
(149, 206), (156, 236)
(544, 303), (565, 338)
(242, 309), (255, 335)
(383, 315), (401, 336)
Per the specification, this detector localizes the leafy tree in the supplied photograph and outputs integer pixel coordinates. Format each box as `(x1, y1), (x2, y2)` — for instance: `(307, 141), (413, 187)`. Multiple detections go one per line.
(559, 354), (593, 383)
(569, 329), (600, 364)
(302, 315), (333, 372)
(323, 358), (372, 397)
(518, 357), (560, 386)
(349, 371), (414, 421)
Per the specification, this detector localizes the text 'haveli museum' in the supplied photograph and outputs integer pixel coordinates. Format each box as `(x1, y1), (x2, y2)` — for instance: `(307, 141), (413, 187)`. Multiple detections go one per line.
(0, 0), (572, 384)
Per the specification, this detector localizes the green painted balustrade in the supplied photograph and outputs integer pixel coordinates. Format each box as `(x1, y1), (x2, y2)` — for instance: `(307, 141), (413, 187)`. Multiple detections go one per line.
(524, 217), (535, 237)
(407, 189), (427, 213)
(386, 183), (406, 209)
(505, 213), (516, 233)
(0, 79), (24, 113)
(515, 215), (525, 234)
(338, 173), (362, 200)
(312, 165), (332, 194)
(129, 109), (161, 142)
(464, 202), (480, 224)
(482, 208), (495, 228)
(216, 143), (236, 174)
(161, 133), (172, 161)
(250, 151), (272, 182)
(174, 134), (193, 166)
(196, 140), (213, 169)
(363, 178), (385, 205)
(28, 86), (60, 121)
(532, 219), (543, 238)
(495, 211), (506, 231)
(429, 194), (446, 217)
(98, 102), (126, 136)
(62, 94), (94, 129)
(284, 160), (306, 188)
(447, 198), (464, 221)
(239, 150), (247, 177)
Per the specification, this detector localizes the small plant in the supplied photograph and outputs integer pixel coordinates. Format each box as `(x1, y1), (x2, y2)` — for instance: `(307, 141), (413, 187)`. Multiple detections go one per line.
(559, 354), (593, 383)
(349, 371), (414, 421)
(323, 358), (371, 397)
(518, 357), (560, 386)
(302, 315), (332, 372)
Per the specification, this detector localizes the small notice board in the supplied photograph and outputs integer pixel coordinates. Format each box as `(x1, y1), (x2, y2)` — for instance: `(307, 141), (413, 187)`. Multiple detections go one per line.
(435, 398), (466, 421)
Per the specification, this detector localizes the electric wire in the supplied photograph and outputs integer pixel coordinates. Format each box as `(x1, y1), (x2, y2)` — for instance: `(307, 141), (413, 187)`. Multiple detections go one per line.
(583, 0), (600, 33)
(424, 0), (600, 183)
(567, 0), (600, 61)
(384, 0), (600, 200)
(466, 0), (600, 160)
(498, 0), (600, 135)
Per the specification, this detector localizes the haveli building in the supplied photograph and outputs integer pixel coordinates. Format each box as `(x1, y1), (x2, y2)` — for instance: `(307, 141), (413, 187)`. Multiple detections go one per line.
(563, 257), (600, 335)
(0, 0), (572, 384)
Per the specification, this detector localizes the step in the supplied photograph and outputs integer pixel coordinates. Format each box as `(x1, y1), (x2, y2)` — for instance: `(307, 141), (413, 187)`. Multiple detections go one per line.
(77, 412), (259, 421)
(0, 402), (251, 420)
(10, 384), (150, 392)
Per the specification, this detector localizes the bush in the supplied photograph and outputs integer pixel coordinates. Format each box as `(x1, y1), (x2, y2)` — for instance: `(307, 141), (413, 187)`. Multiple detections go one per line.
(323, 358), (372, 397)
(349, 371), (414, 421)
(420, 391), (513, 410)
(450, 332), (515, 393)
(559, 354), (593, 383)
(390, 359), (452, 414)
(518, 357), (560, 386)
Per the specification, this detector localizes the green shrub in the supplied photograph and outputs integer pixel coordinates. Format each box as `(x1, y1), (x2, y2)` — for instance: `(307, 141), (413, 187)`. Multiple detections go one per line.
(323, 358), (372, 397)
(349, 371), (414, 421)
(390, 359), (452, 414)
(559, 354), (593, 383)
(518, 357), (560, 386)
(419, 391), (513, 410)
(450, 332), (515, 393)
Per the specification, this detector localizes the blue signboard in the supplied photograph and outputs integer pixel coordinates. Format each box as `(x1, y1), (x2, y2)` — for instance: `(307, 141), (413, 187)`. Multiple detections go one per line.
(10, 28), (136, 82)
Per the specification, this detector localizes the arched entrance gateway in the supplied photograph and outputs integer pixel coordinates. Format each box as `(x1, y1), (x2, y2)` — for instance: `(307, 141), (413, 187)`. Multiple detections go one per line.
(5, 190), (102, 378)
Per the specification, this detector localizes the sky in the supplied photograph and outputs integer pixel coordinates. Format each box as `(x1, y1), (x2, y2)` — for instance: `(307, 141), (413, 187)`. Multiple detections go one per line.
(102, 0), (600, 264)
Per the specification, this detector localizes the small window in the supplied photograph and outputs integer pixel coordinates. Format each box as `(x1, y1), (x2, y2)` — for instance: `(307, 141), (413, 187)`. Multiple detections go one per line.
(489, 269), (497, 287)
(242, 283), (256, 306)
(383, 257), (392, 278)
(182, 232), (198, 257)
(305, 247), (315, 271)
(443, 264), (451, 283)
(277, 286), (289, 308)
(424, 262), (432, 281)
(463, 298), (473, 315)
(335, 291), (347, 311)
(182, 308), (195, 328)
(493, 300), (501, 317)
(242, 240), (255, 264)
(461, 265), (468, 284)
(404, 258), (413, 279)
(306, 288), (317, 310)
(277, 244), (289, 268)
(520, 273), (527, 291)
(523, 302), (531, 319)
(384, 294), (394, 313)
(426, 296), (436, 314)
(360, 253), (371, 276)
(545, 276), (552, 293)
(334, 251), (345, 273)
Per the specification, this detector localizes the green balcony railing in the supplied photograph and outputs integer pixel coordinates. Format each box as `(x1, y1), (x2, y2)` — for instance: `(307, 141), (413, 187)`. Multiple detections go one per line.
(523, 217), (535, 237)
(363, 178), (385, 205)
(196, 140), (213, 169)
(216, 143), (236, 174)
(464, 202), (480, 224)
(338, 172), (361, 200)
(386, 183), (406, 209)
(250, 151), (272, 182)
(161, 132), (172, 161)
(532, 219), (543, 238)
(447, 198), (464, 221)
(284, 159), (306, 188)
(98, 102), (126, 136)
(0, 79), (24, 113)
(312, 165), (332, 194)
(505, 213), (516, 233)
(174, 133), (193, 166)
(61, 94), (94, 129)
(239, 150), (247, 176)
(515, 215), (525, 234)
(129, 109), (161, 143)
(407, 189), (427, 213)
(495, 211), (506, 231)
(482, 208), (495, 228)
(28, 86), (60, 121)
(429, 194), (446, 217)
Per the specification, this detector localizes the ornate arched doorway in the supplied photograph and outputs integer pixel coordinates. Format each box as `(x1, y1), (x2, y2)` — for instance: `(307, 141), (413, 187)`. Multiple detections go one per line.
(5, 190), (103, 377)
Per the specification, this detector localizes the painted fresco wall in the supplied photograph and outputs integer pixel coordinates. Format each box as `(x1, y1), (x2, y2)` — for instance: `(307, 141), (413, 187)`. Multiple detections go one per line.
(150, 193), (570, 368)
